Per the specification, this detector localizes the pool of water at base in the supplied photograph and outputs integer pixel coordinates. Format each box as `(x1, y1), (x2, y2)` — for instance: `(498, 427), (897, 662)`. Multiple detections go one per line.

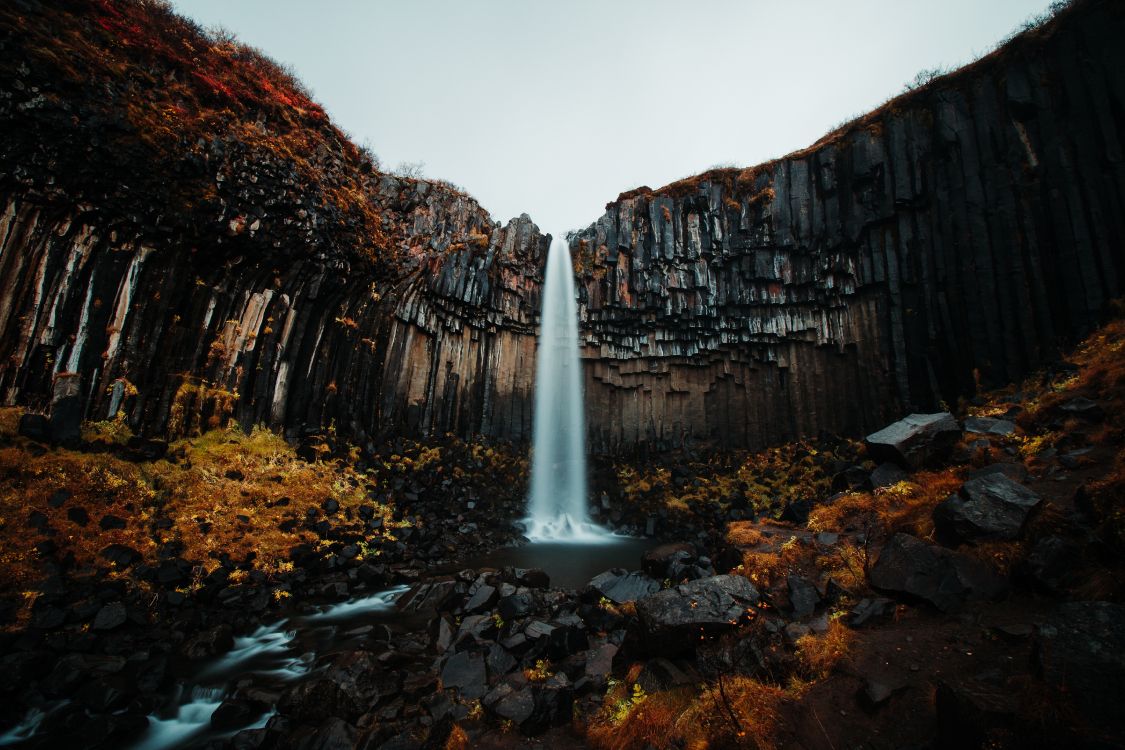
(464, 535), (655, 590)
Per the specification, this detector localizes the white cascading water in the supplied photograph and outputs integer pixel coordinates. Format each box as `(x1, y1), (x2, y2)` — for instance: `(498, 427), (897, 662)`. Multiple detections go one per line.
(525, 236), (609, 542)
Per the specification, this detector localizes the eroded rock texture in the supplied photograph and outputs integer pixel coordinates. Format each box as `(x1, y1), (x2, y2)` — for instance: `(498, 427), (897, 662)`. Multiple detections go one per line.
(0, 0), (1123, 452)
(571, 0), (1125, 450)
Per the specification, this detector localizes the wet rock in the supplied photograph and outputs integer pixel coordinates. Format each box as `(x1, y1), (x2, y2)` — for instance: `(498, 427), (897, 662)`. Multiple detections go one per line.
(587, 569), (661, 604)
(279, 651), (385, 721)
(866, 413), (961, 469)
(933, 474), (1041, 543)
(870, 533), (1005, 611)
(211, 698), (256, 730)
(182, 624), (234, 660)
(636, 574), (760, 654)
(1036, 601), (1125, 736)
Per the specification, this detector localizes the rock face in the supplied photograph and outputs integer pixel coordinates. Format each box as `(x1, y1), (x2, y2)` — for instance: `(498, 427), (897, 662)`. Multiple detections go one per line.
(0, 0), (1123, 452)
(570, 0), (1125, 451)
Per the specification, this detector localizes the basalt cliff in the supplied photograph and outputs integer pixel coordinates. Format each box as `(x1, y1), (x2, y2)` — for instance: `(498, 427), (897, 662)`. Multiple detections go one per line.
(0, 0), (1123, 452)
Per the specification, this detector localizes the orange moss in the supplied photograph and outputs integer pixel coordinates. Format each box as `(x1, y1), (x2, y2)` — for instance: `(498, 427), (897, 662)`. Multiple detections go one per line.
(807, 468), (965, 540)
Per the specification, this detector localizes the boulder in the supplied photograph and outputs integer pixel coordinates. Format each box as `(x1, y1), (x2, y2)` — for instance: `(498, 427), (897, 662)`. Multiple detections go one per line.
(869, 533), (1005, 612)
(870, 462), (908, 489)
(865, 412), (961, 469)
(49, 373), (83, 445)
(92, 602), (127, 631)
(635, 575), (759, 654)
(933, 474), (1041, 543)
(279, 651), (385, 721)
(587, 569), (661, 604)
(17, 413), (50, 442)
(968, 462), (1030, 483)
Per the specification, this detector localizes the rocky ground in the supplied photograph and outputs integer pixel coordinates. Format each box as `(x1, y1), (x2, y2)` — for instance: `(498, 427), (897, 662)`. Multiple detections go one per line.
(1, 313), (1124, 750)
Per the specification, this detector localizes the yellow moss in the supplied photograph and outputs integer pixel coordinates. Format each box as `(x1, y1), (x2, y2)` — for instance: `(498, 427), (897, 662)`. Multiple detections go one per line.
(795, 620), (854, 678)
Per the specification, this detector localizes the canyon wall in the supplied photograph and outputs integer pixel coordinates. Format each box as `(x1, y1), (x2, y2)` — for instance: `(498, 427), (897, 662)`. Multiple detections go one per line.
(0, 0), (1123, 453)
(572, 0), (1125, 451)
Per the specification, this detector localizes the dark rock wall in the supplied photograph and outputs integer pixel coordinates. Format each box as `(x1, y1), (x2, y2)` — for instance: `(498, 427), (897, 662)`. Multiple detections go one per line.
(0, 0), (1123, 453)
(0, 189), (546, 448)
(571, 0), (1125, 451)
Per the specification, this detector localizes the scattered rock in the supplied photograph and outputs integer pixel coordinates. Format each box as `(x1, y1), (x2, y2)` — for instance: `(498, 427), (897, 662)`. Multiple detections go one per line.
(636, 574), (759, 654)
(870, 462), (909, 489)
(933, 474), (1042, 543)
(587, 569), (661, 604)
(866, 412), (962, 469)
(963, 416), (1017, 436)
(869, 533), (1005, 612)
(787, 574), (821, 619)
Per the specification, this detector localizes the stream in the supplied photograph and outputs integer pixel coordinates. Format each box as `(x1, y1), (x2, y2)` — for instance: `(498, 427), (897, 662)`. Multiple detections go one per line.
(1, 537), (652, 749)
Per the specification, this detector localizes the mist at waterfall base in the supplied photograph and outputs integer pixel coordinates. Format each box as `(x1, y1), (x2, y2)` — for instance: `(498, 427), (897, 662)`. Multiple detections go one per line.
(524, 236), (612, 543)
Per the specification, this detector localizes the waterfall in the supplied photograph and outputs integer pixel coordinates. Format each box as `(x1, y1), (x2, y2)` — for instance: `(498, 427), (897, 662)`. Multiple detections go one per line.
(525, 236), (609, 542)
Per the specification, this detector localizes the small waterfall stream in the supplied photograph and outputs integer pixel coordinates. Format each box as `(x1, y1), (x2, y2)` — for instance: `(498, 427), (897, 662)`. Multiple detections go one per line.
(525, 236), (609, 542)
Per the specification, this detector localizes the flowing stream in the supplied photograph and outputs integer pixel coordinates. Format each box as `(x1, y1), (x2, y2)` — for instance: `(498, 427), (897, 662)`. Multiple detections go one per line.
(525, 236), (609, 542)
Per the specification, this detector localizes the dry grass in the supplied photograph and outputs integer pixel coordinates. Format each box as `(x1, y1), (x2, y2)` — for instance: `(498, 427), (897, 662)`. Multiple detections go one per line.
(795, 621), (854, 679)
(0, 443), (158, 593)
(150, 425), (394, 573)
(807, 468), (965, 540)
(738, 535), (808, 589)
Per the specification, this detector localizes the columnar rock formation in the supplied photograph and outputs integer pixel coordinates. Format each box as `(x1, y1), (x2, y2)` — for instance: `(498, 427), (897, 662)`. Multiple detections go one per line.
(572, 0), (1125, 451)
(0, 0), (1122, 452)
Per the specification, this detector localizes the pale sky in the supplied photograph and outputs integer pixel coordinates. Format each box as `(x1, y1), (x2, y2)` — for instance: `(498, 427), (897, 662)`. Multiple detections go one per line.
(171, 0), (1056, 235)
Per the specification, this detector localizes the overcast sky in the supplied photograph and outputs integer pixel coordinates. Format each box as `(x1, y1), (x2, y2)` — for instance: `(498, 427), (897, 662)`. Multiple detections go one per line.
(171, 0), (1056, 235)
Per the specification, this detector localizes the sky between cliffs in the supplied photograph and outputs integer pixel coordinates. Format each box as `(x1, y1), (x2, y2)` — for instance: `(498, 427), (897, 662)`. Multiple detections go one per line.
(171, 0), (1057, 237)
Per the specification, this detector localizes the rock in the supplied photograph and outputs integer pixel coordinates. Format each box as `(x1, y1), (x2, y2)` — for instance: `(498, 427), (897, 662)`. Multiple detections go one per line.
(1022, 535), (1083, 595)
(635, 574), (760, 654)
(464, 583), (497, 613)
(634, 658), (693, 693)
(99, 514), (126, 530)
(641, 542), (696, 578)
(182, 624), (234, 660)
(507, 568), (550, 589)
(787, 574), (821, 619)
(587, 569), (661, 604)
(302, 717), (356, 750)
(497, 592), (535, 620)
(493, 686), (535, 725)
(440, 651), (486, 699)
(849, 597), (893, 627)
(1058, 396), (1103, 421)
(869, 462), (908, 489)
(211, 698), (255, 730)
(279, 651), (386, 721)
(783, 623), (811, 643)
(48, 489), (71, 508)
(865, 412), (961, 469)
(584, 643), (618, 683)
(17, 413), (50, 441)
(858, 678), (899, 710)
(933, 474), (1042, 543)
(779, 499), (813, 525)
(99, 544), (142, 568)
(49, 373), (83, 445)
(1036, 601), (1125, 736)
(869, 533), (1005, 612)
(67, 506), (89, 526)
(963, 416), (1017, 436)
(92, 602), (127, 631)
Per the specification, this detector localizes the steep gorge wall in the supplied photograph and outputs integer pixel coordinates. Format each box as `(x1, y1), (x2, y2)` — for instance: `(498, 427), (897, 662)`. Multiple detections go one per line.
(0, 190), (545, 448)
(572, 0), (1125, 451)
(0, 0), (1123, 454)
